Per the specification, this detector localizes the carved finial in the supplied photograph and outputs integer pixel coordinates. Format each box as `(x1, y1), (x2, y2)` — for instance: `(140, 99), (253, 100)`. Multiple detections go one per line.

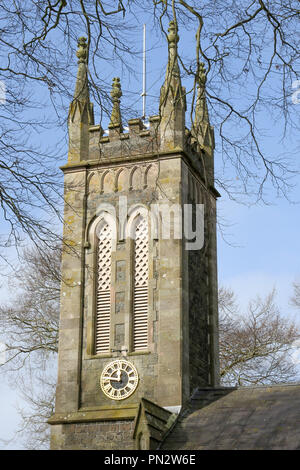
(167, 21), (179, 47)
(76, 36), (88, 63)
(198, 62), (207, 86)
(159, 20), (186, 149)
(192, 61), (213, 152)
(109, 77), (123, 130)
(164, 20), (181, 82)
(72, 36), (89, 103)
(70, 36), (94, 126)
(110, 77), (122, 102)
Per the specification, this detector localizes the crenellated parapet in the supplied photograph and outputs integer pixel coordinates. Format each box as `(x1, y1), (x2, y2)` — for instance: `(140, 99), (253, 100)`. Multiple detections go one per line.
(87, 115), (160, 164)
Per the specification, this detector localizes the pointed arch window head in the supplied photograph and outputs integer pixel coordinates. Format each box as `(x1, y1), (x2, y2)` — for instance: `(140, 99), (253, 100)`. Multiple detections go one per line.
(95, 220), (113, 355)
(133, 215), (149, 351)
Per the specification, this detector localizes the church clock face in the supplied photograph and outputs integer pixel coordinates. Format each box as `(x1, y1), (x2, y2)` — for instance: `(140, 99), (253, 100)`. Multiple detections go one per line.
(100, 359), (139, 400)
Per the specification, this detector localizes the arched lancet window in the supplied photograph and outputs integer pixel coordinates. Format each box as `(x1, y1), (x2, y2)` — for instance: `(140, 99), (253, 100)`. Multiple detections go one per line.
(95, 220), (113, 354)
(133, 215), (149, 351)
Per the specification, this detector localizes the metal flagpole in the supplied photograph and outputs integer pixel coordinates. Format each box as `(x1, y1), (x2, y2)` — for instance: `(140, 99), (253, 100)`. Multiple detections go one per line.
(142, 24), (146, 120)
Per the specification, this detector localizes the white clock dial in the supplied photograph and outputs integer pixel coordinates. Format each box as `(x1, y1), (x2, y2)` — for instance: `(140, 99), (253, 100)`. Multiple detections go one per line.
(100, 359), (139, 400)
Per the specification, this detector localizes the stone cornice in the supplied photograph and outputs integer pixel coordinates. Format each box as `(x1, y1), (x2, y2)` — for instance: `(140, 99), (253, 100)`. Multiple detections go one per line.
(48, 405), (138, 425)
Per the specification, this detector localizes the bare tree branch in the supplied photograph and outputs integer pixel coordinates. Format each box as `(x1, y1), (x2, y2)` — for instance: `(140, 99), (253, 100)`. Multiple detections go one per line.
(219, 287), (300, 386)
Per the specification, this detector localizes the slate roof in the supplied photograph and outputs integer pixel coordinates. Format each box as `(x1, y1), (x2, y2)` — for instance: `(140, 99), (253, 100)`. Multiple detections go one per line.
(161, 384), (300, 450)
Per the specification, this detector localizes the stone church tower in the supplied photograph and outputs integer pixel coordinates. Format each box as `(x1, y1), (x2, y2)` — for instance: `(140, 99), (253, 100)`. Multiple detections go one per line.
(49, 22), (220, 450)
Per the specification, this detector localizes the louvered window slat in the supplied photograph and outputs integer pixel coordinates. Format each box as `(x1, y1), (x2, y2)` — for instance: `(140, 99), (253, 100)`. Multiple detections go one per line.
(95, 223), (112, 354)
(133, 217), (149, 351)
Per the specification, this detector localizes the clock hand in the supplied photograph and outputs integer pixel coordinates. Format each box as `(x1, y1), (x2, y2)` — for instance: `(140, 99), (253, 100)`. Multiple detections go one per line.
(103, 375), (120, 381)
(103, 369), (122, 382)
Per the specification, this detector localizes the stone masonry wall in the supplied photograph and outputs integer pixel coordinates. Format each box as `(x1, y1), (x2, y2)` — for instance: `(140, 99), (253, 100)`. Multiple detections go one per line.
(80, 156), (184, 410)
(51, 420), (134, 450)
(181, 161), (213, 394)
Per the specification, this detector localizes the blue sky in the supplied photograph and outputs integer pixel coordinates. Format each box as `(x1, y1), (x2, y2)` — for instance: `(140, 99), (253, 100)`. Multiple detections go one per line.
(218, 193), (300, 314)
(0, 8), (299, 449)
